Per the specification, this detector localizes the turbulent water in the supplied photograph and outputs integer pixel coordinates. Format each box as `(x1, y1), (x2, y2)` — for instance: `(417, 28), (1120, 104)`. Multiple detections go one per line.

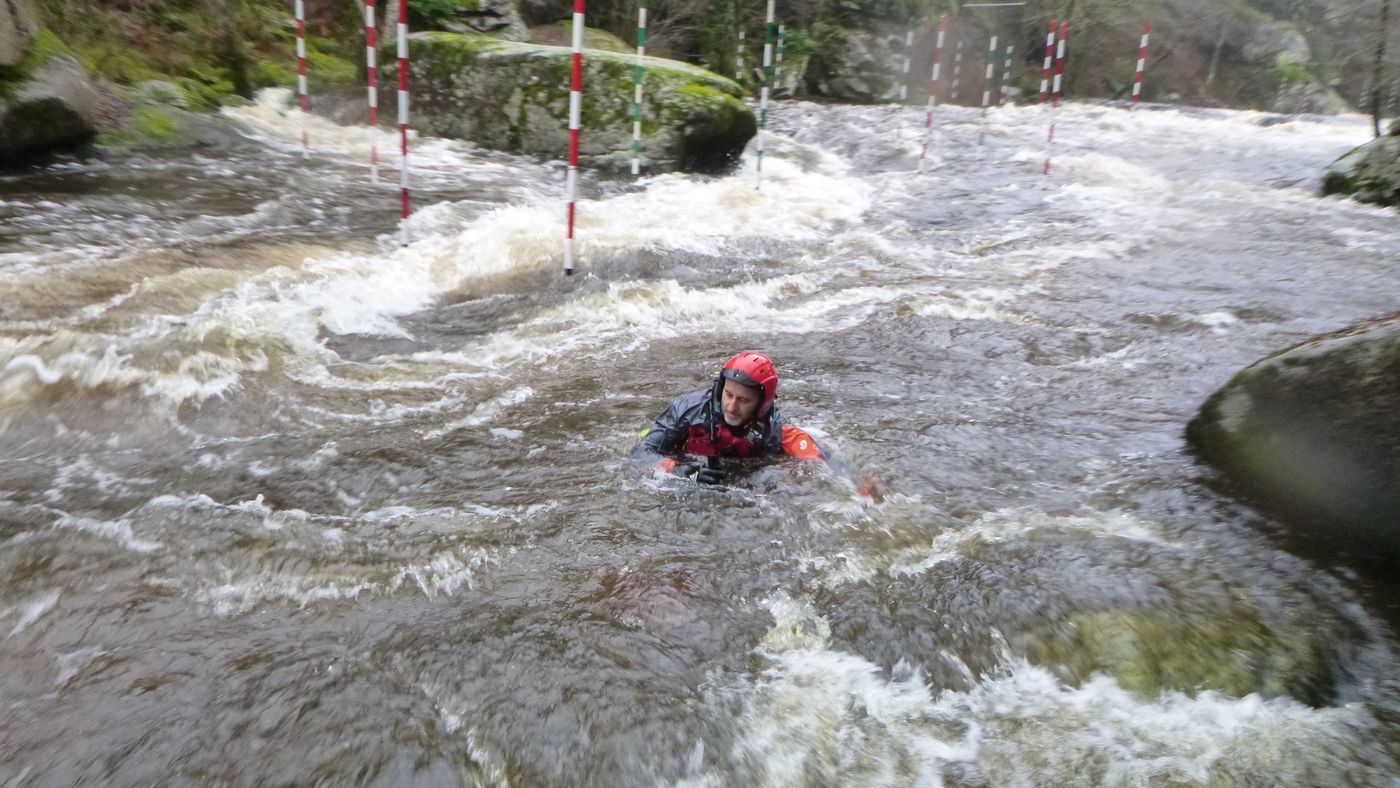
(2, 88), (1399, 785)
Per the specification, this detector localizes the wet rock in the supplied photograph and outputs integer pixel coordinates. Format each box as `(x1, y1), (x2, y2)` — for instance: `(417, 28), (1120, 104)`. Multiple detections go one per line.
(401, 31), (754, 174)
(0, 33), (102, 164)
(1323, 126), (1400, 207)
(1027, 610), (1333, 704)
(818, 531), (1357, 706)
(1187, 315), (1400, 557)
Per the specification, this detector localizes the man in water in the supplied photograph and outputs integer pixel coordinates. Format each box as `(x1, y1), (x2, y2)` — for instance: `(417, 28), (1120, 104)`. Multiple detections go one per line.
(631, 351), (824, 484)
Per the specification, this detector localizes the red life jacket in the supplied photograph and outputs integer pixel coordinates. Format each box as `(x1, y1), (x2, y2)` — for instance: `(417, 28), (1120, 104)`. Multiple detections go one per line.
(683, 423), (759, 458)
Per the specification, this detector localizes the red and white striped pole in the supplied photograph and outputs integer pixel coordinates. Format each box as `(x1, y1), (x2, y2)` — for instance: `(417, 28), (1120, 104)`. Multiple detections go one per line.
(564, 0), (585, 275)
(365, 0), (379, 183)
(1039, 19), (1056, 105)
(396, 0), (411, 245)
(295, 0), (308, 156)
(918, 14), (947, 172)
(1131, 21), (1150, 110)
(1044, 21), (1066, 175)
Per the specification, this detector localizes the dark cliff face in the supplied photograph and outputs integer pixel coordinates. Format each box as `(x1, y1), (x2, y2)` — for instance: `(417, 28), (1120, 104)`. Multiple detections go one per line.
(1187, 315), (1400, 562)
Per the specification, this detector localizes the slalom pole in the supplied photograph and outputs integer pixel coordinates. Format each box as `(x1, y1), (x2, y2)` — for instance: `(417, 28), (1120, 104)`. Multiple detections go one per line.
(755, 0), (774, 187)
(365, 0), (379, 183)
(1132, 21), (1150, 110)
(999, 43), (1014, 106)
(1043, 21), (1066, 175)
(979, 34), (997, 145)
(918, 14), (947, 172)
(630, 0), (647, 176)
(295, 0), (308, 156)
(397, 0), (411, 245)
(775, 24), (785, 87)
(899, 28), (913, 103)
(1039, 19), (1056, 104)
(950, 36), (963, 103)
(564, 0), (585, 275)
(736, 29), (745, 83)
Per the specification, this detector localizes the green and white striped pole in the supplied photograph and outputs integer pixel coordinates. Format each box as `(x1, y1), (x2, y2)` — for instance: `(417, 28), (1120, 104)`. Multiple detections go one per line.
(775, 24), (785, 88)
(978, 34), (997, 145)
(755, 0), (774, 187)
(630, 0), (647, 176)
(736, 29), (745, 83)
(999, 43), (1014, 105)
(899, 28), (913, 103)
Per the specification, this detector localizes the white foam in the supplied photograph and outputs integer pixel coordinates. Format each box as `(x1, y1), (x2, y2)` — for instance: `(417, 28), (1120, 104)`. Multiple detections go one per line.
(6, 590), (60, 637)
(52, 514), (161, 553)
(807, 508), (1168, 591)
(716, 593), (1386, 786)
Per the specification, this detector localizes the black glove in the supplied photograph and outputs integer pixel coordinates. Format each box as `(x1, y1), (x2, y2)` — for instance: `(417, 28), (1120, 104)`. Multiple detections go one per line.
(674, 462), (727, 485)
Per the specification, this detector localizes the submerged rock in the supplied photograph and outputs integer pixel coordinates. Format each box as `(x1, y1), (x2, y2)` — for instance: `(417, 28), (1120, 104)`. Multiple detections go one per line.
(402, 31), (754, 173)
(1187, 315), (1400, 557)
(1323, 122), (1400, 207)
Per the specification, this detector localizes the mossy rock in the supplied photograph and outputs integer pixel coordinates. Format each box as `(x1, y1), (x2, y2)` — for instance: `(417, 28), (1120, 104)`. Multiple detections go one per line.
(527, 21), (630, 53)
(402, 31), (754, 173)
(1187, 315), (1400, 558)
(1027, 610), (1332, 704)
(1322, 135), (1400, 207)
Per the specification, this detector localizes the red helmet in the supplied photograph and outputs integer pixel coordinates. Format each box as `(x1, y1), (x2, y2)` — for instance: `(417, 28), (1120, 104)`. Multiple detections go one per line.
(720, 351), (779, 416)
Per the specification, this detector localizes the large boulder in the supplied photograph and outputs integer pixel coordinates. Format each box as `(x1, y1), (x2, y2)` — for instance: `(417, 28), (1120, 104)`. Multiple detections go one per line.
(1187, 315), (1400, 558)
(1322, 122), (1400, 207)
(401, 31), (755, 173)
(0, 30), (102, 164)
(804, 22), (898, 103)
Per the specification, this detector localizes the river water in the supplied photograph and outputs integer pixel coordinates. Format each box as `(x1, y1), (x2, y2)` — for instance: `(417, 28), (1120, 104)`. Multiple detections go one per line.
(2, 89), (1398, 785)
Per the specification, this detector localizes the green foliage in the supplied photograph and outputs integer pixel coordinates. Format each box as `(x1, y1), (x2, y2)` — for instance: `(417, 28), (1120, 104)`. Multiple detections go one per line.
(778, 28), (815, 58)
(409, 0), (478, 30)
(132, 106), (177, 140)
(304, 46), (358, 87)
(1276, 54), (1313, 86)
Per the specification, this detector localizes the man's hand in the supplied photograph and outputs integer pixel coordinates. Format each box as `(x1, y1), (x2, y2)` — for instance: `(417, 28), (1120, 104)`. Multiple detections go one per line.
(674, 462), (726, 485)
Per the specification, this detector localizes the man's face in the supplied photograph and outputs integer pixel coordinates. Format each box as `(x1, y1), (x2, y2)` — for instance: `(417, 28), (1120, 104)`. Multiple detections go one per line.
(721, 378), (762, 427)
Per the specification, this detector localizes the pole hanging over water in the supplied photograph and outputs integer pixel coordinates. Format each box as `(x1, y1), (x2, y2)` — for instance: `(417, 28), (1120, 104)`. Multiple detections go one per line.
(899, 28), (913, 103)
(756, 0), (775, 187)
(630, 0), (647, 176)
(564, 0), (585, 275)
(979, 34), (997, 145)
(736, 29), (745, 83)
(397, 0), (411, 245)
(365, 0), (379, 183)
(1039, 19), (1056, 104)
(950, 36), (964, 103)
(919, 14), (947, 173)
(775, 24), (785, 87)
(1132, 21), (1150, 110)
(999, 43), (1014, 106)
(1044, 21), (1066, 175)
(295, 0), (308, 156)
